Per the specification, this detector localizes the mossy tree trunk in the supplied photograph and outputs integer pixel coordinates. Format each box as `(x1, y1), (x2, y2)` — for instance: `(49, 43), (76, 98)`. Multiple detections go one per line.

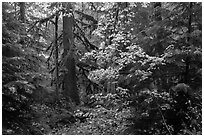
(63, 5), (80, 105)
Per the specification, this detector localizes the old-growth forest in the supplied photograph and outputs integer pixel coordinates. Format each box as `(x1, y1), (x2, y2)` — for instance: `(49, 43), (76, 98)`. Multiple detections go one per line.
(1, 2), (202, 135)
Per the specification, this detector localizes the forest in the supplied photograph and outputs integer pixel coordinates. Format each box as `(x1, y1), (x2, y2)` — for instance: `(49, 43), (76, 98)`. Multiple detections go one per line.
(2, 2), (202, 135)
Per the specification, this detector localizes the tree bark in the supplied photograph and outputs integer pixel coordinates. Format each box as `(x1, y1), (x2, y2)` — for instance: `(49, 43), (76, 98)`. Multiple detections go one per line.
(154, 2), (162, 21)
(184, 2), (193, 84)
(187, 2), (193, 45)
(153, 2), (163, 56)
(19, 2), (26, 44)
(19, 2), (25, 23)
(63, 6), (80, 105)
(55, 14), (59, 100)
(14, 3), (17, 20)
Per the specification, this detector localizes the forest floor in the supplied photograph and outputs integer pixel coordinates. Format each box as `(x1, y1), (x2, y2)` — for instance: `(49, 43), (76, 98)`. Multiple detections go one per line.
(29, 101), (132, 135)
(27, 73), (133, 135)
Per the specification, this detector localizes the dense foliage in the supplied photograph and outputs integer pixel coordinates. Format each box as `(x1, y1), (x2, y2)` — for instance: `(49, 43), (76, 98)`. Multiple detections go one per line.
(2, 2), (202, 135)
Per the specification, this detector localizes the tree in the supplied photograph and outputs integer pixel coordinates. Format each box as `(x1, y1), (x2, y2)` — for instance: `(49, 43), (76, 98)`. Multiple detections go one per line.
(2, 2), (49, 134)
(55, 13), (59, 100)
(62, 3), (80, 105)
(19, 2), (25, 23)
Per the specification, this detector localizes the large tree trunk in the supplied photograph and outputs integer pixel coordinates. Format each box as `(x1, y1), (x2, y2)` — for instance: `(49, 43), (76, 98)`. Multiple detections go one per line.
(63, 10), (80, 105)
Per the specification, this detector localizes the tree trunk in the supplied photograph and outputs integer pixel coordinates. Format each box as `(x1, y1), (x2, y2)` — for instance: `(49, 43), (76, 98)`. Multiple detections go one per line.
(14, 3), (17, 20)
(184, 2), (193, 84)
(19, 2), (26, 44)
(63, 9), (80, 105)
(154, 2), (163, 56)
(55, 14), (59, 100)
(154, 2), (162, 21)
(187, 2), (193, 45)
(19, 2), (25, 23)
